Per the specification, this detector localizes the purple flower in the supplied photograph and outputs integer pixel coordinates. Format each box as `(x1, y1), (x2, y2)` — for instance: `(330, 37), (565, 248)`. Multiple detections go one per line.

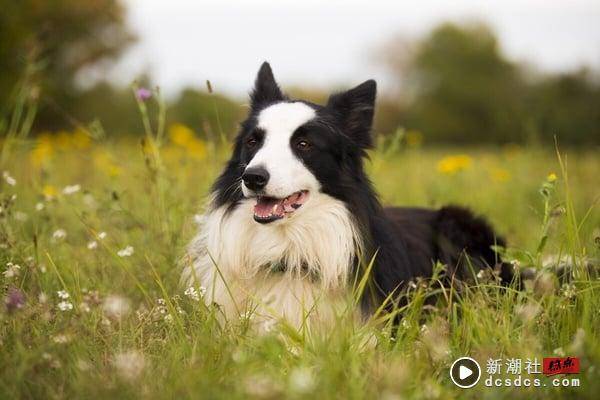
(5, 286), (25, 313)
(135, 87), (152, 101)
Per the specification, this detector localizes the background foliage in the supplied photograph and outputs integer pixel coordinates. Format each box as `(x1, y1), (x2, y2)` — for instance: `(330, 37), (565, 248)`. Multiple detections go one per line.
(1, 2), (599, 145)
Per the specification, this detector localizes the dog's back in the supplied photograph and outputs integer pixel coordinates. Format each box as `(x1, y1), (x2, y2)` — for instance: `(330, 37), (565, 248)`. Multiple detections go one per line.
(384, 205), (512, 284)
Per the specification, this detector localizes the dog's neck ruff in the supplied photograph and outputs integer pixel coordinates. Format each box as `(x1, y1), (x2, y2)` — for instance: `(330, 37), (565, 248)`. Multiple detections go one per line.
(183, 192), (362, 329)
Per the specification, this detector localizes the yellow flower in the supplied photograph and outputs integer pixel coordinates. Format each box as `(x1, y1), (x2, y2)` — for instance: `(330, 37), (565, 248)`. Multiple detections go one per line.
(93, 149), (121, 177)
(54, 131), (72, 151)
(547, 173), (557, 182)
(42, 185), (58, 199)
(169, 123), (195, 147)
(490, 167), (511, 183)
(30, 134), (55, 167)
(72, 128), (91, 149)
(437, 155), (473, 175)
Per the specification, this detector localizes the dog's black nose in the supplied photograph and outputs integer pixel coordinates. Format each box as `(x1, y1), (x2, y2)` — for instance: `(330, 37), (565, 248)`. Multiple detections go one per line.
(242, 167), (269, 191)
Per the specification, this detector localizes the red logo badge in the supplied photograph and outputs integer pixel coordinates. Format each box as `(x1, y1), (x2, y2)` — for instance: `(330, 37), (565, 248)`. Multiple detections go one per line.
(542, 357), (580, 375)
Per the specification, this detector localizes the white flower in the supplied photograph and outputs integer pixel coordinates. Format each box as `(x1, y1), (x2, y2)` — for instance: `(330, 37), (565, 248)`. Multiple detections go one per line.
(57, 290), (70, 299)
(117, 246), (134, 257)
(193, 214), (203, 225)
(57, 301), (73, 311)
(98, 231), (107, 239)
(103, 294), (131, 319)
(3, 171), (16, 186)
(62, 184), (81, 195)
(35, 202), (45, 211)
(3, 262), (21, 279)
(52, 229), (67, 240)
(87, 240), (98, 250)
(113, 350), (146, 381)
(184, 286), (205, 301)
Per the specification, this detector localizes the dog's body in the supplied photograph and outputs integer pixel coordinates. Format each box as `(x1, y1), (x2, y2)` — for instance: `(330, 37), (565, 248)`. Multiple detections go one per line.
(182, 62), (511, 331)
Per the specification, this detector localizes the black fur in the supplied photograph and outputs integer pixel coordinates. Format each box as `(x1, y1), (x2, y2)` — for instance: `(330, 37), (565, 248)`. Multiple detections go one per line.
(212, 62), (513, 313)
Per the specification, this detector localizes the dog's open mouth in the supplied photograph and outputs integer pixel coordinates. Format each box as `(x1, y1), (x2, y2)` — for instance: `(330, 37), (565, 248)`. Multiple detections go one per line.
(253, 190), (309, 224)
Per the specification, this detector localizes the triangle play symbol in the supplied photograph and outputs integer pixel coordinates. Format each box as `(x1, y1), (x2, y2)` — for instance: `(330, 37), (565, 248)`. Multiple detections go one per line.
(459, 365), (473, 380)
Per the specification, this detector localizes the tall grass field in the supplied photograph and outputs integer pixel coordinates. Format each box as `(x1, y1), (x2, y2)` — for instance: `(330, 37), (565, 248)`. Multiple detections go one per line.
(0, 95), (599, 399)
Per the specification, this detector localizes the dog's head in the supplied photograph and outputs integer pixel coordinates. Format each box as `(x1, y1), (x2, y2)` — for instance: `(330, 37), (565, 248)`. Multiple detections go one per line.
(213, 62), (376, 224)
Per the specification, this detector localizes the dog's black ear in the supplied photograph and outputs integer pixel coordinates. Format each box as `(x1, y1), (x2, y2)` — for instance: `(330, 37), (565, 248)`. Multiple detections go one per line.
(327, 80), (376, 148)
(250, 62), (285, 109)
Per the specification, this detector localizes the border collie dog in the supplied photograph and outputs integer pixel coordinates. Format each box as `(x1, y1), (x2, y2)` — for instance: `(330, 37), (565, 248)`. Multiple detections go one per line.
(183, 62), (512, 331)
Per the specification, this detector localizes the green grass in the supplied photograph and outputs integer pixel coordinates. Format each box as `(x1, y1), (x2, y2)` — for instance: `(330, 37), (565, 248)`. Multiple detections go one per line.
(0, 120), (599, 399)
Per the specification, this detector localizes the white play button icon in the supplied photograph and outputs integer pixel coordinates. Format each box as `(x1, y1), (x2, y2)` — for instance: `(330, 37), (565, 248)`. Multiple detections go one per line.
(450, 357), (481, 388)
(459, 365), (473, 380)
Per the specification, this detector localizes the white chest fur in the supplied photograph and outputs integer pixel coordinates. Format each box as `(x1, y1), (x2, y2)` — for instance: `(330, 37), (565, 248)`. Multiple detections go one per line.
(182, 193), (361, 331)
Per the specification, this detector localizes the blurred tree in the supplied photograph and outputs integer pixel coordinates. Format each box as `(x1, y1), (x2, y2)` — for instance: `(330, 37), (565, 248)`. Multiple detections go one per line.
(401, 23), (526, 144)
(0, 0), (134, 129)
(168, 88), (244, 140)
(527, 69), (600, 145)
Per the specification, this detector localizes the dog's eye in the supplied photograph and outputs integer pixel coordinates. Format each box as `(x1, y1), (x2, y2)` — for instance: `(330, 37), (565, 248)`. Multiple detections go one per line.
(246, 137), (258, 148)
(296, 140), (311, 151)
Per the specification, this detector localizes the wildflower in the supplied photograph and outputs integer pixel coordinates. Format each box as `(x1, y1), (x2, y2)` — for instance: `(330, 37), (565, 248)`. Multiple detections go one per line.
(42, 185), (58, 200)
(57, 290), (70, 299)
(184, 286), (205, 301)
(3, 262), (21, 279)
(193, 214), (203, 225)
(35, 202), (44, 211)
(437, 155), (472, 175)
(87, 241), (98, 250)
(62, 184), (81, 195)
(547, 173), (557, 182)
(117, 246), (134, 257)
(135, 87), (152, 101)
(169, 123), (195, 146)
(52, 229), (67, 240)
(5, 287), (26, 312)
(57, 301), (74, 311)
(103, 294), (131, 319)
(164, 314), (174, 323)
(3, 171), (16, 186)
(113, 350), (146, 381)
(289, 367), (316, 394)
(98, 231), (107, 240)
(561, 283), (577, 299)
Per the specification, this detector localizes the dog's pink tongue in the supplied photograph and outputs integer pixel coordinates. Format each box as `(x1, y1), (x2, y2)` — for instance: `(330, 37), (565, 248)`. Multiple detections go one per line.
(254, 197), (284, 218)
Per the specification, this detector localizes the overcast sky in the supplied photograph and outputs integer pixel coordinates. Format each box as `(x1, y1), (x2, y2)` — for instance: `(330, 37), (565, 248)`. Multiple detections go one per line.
(114, 0), (600, 98)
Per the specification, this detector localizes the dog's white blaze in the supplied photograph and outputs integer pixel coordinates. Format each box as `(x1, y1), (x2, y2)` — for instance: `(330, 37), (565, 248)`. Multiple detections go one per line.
(182, 193), (362, 331)
(242, 102), (320, 199)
